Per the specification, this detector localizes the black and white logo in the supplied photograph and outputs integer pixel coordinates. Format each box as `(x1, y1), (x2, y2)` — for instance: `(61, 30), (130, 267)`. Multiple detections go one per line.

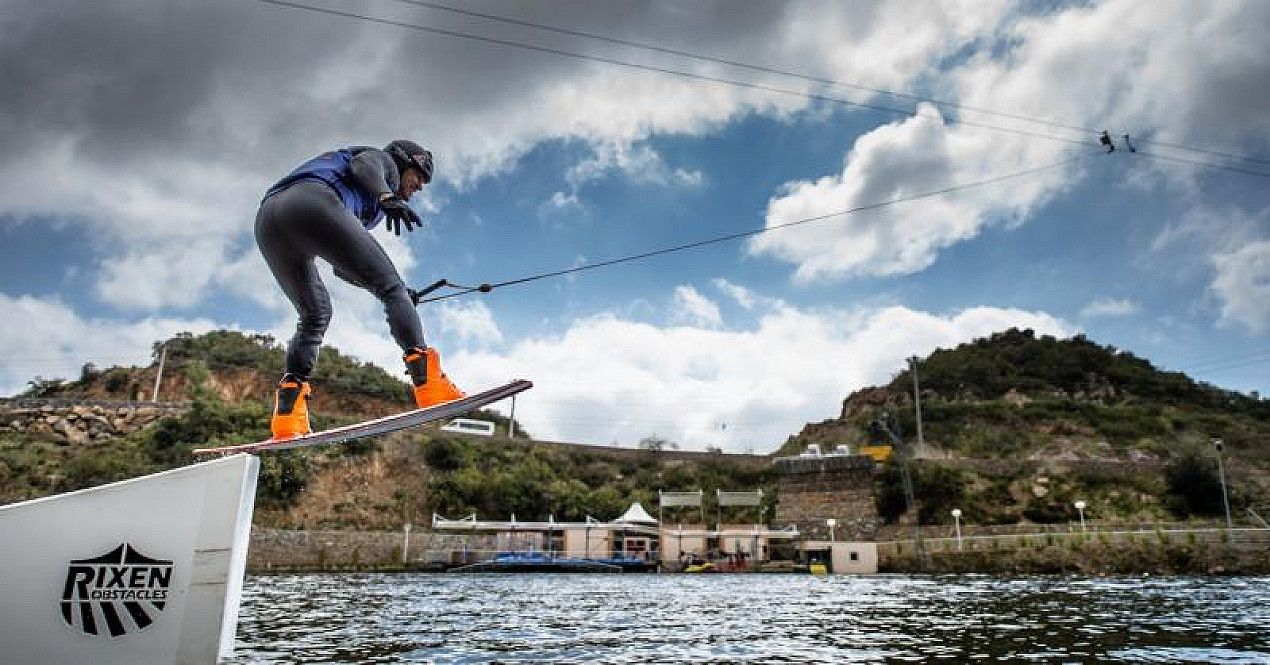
(61, 543), (174, 637)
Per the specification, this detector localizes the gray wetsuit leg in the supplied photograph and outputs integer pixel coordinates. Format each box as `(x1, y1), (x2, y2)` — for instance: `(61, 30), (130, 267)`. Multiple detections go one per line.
(255, 179), (425, 377)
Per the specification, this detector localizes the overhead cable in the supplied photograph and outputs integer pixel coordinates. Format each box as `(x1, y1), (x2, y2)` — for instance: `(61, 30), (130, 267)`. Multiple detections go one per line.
(388, 0), (1270, 167)
(252, 0), (1270, 179)
(415, 153), (1090, 303)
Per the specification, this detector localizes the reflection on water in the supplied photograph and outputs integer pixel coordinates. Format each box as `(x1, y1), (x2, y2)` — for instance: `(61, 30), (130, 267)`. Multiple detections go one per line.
(228, 574), (1270, 663)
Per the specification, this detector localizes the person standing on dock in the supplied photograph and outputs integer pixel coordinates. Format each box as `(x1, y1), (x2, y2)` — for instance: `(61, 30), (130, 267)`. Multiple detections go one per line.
(255, 140), (465, 439)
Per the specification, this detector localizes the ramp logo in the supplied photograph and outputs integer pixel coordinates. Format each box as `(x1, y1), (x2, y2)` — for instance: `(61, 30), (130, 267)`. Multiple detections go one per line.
(60, 543), (174, 637)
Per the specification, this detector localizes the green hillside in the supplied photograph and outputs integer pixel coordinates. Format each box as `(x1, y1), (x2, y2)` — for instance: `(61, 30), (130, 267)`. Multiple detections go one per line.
(1, 331), (774, 528)
(782, 328), (1269, 527)
(3, 329), (1267, 530)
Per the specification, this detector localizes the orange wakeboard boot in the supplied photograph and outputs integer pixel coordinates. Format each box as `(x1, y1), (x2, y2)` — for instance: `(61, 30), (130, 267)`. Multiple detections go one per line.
(270, 373), (313, 440)
(404, 346), (466, 409)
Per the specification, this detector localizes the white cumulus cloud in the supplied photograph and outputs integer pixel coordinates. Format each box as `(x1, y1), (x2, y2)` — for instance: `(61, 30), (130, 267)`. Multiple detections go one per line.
(0, 294), (219, 396)
(1213, 240), (1270, 333)
(671, 285), (722, 328)
(452, 286), (1074, 452)
(1081, 297), (1141, 319)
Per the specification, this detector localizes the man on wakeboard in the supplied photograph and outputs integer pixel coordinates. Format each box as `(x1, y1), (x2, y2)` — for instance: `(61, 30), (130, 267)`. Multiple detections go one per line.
(256, 140), (465, 439)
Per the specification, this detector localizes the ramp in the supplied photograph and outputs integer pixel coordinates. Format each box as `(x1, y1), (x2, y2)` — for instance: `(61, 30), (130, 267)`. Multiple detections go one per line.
(0, 454), (259, 664)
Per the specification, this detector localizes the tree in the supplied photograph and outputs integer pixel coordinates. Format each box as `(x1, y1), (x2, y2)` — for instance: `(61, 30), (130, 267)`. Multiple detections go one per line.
(424, 437), (470, 473)
(638, 434), (678, 451)
(1164, 453), (1226, 517)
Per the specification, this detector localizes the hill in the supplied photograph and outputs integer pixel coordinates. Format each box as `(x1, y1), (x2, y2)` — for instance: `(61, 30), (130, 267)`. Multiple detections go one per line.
(1, 331), (776, 528)
(782, 328), (1269, 461)
(781, 328), (1270, 527)
(3, 328), (1267, 532)
(22, 330), (413, 418)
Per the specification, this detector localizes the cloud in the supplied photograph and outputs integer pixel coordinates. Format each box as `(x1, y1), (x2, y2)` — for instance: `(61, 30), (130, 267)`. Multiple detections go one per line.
(8, 0), (1264, 317)
(539, 191), (584, 219)
(750, 0), (1270, 283)
(0, 0), (806, 313)
(0, 280), (1075, 452)
(566, 141), (703, 190)
(1212, 240), (1270, 333)
(97, 239), (231, 311)
(435, 300), (505, 348)
(748, 103), (1071, 281)
(671, 285), (722, 328)
(712, 278), (758, 310)
(0, 294), (218, 396)
(452, 286), (1073, 452)
(1081, 297), (1141, 319)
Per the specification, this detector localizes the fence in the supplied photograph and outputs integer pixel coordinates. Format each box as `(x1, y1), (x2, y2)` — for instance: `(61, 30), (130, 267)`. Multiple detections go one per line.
(878, 526), (1270, 557)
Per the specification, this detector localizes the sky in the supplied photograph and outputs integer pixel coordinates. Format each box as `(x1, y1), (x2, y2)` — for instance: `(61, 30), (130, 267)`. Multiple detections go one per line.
(1, 0), (1268, 453)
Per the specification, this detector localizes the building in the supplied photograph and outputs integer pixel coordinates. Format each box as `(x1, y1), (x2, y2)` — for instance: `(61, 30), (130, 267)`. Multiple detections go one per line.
(773, 446), (881, 545)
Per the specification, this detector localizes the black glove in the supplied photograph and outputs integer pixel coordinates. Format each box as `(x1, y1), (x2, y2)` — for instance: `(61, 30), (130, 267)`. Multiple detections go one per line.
(381, 196), (422, 236)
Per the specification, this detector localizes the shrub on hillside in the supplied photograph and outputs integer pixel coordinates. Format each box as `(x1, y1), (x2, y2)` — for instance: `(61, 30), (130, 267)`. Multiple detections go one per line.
(257, 453), (311, 506)
(424, 437), (473, 473)
(1163, 453), (1228, 518)
(875, 460), (967, 524)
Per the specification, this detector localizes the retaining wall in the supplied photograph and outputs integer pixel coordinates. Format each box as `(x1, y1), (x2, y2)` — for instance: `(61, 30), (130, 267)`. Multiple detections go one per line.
(0, 398), (189, 444)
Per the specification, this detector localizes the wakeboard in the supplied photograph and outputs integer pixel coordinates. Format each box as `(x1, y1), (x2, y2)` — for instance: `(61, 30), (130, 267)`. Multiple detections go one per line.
(192, 379), (532, 455)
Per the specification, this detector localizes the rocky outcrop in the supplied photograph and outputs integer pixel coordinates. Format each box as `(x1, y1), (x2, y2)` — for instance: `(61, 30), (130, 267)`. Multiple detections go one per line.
(0, 399), (187, 445)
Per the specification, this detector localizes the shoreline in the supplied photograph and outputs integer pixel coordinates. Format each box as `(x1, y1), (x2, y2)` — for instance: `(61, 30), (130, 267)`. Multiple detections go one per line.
(246, 526), (1270, 575)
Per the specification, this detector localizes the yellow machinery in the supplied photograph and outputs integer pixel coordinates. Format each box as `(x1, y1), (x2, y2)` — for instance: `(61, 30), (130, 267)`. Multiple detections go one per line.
(859, 445), (892, 462)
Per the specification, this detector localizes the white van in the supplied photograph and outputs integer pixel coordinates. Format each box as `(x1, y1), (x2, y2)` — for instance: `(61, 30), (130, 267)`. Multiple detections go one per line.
(441, 418), (496, 436)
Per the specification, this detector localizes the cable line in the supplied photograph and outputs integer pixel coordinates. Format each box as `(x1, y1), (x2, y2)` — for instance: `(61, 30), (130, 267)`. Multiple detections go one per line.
(388, 0), (1270, 167)
(247, 0), (1087, 149)
(415, 153), (1090, 303)
(1129, 149), (1270, 179)
(252, 0), (1270, 180)
(1183, 349), (1270, 375)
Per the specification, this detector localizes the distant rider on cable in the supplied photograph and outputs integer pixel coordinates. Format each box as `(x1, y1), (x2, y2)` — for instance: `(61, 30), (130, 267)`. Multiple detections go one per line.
(256, 140), (465, 439)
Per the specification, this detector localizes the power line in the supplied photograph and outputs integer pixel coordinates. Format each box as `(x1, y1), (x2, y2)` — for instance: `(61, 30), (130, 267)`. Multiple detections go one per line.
(418, 153), (1090, 303)
(1183, 350), (1270, 375)
(250, 0), (1270, 180)
(1132, 149), (1270, 179)
(1181, 347), (1270, 371)
(387, 0), (1270, 168)
(252, 0), (1090, 149)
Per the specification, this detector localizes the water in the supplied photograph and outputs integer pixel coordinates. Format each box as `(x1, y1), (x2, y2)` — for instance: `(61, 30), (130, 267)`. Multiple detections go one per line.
(228, 574), (1270, 663)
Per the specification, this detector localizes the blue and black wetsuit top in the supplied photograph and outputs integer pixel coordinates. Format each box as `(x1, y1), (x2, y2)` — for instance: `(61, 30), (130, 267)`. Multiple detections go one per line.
(265, 147), (400, 230)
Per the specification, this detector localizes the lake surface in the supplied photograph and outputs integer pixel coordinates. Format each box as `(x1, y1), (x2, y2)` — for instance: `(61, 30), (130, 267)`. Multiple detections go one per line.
(228, 574), (1270, 663)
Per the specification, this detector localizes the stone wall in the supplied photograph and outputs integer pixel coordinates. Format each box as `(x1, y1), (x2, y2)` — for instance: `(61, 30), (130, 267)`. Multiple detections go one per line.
(248, 527), (499, 572)
(878, 528), (1270, 574)
(0, 398), (189, 445)
(773, 455), (880, 541)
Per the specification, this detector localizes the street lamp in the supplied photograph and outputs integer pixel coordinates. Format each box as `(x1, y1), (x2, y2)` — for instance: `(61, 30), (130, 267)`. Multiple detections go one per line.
(1213, 438), (1233, 531)
(951, 509), (963, 550)
(826, 518), (837, 542)
(1074, 500), (1087, 533)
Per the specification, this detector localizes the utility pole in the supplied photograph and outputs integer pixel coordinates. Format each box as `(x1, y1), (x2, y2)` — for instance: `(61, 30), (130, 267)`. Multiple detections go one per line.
(878, 413), (925, 570)
(150, 342), (168, 403)
(1213, 438), (1233, 531)
(909, 356), (926, 458)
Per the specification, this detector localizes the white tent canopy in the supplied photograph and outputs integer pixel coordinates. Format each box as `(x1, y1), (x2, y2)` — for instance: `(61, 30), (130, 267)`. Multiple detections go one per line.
(614, 502), (658, 525)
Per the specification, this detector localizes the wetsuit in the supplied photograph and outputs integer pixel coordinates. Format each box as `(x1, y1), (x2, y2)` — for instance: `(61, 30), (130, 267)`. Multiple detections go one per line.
(255, 146), (425, 379)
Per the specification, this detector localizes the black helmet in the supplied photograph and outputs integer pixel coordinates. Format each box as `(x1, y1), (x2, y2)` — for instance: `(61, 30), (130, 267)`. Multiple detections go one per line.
(385, 139), (434, 184)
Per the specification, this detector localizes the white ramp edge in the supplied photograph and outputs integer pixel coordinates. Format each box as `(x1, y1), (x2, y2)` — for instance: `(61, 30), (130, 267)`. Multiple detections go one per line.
(0, 454), (259, 665)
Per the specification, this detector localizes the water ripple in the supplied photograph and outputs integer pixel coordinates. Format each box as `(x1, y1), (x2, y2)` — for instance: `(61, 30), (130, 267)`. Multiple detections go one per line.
(226, 574), (1270, 664)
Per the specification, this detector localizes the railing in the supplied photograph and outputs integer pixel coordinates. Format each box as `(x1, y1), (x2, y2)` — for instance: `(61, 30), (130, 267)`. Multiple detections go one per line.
(877, 519), (1235, 540)
(409, 548), (661, 564)
(877, 526), (1270, 556)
